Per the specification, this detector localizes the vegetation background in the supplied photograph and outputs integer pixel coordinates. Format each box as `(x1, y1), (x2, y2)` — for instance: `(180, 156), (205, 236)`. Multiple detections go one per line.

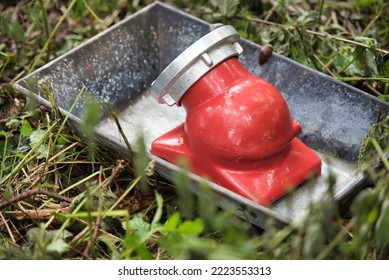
(1, 0), (389, 259)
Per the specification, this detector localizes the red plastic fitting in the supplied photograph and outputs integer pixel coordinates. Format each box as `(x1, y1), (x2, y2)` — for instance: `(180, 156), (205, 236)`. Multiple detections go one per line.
(151, 24), (321, 205)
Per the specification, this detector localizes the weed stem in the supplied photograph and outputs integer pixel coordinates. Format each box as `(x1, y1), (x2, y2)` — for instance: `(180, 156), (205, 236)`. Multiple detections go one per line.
(243, 16), (389, 56)
(38, 0), (51, 62)
(104, 100), (133, 155)
(29, 0), (78, 73)
(0, 188), (72, 211)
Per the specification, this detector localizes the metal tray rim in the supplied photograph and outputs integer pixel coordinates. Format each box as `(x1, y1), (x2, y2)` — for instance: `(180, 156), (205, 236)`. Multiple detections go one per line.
(12, 1), (387, 228)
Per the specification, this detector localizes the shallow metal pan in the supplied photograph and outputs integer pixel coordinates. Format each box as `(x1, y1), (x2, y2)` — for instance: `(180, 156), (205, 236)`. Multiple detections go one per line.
(14, 2), (389, 228)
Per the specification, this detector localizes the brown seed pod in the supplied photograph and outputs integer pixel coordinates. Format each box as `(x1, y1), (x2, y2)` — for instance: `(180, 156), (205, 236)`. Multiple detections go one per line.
(258, 45), (273, 65)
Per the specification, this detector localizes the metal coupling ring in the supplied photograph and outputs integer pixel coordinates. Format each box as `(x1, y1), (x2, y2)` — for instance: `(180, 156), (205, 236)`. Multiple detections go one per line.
(151, 24), (243, 106)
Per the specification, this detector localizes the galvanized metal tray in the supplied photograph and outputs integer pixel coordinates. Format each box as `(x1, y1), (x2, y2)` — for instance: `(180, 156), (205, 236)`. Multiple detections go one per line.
(13, 2), (389, 228)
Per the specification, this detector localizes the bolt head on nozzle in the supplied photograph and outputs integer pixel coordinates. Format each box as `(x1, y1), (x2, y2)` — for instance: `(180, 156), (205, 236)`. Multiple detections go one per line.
(210, 23), (224, 31)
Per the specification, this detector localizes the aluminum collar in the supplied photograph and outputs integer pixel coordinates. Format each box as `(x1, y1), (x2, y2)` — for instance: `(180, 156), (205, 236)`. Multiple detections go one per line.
(151, 24), (243, 106)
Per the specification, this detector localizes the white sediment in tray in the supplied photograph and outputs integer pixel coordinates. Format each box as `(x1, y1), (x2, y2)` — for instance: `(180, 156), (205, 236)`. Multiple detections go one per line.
(98, 89), (185, 145)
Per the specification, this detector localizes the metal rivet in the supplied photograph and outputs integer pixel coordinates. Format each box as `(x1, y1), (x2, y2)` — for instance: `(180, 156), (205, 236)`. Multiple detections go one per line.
(201, 53), (214, 67)
(233, 42), (243, 55)
(162, 94), (176, 106)
(210, 23), (223, 31)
